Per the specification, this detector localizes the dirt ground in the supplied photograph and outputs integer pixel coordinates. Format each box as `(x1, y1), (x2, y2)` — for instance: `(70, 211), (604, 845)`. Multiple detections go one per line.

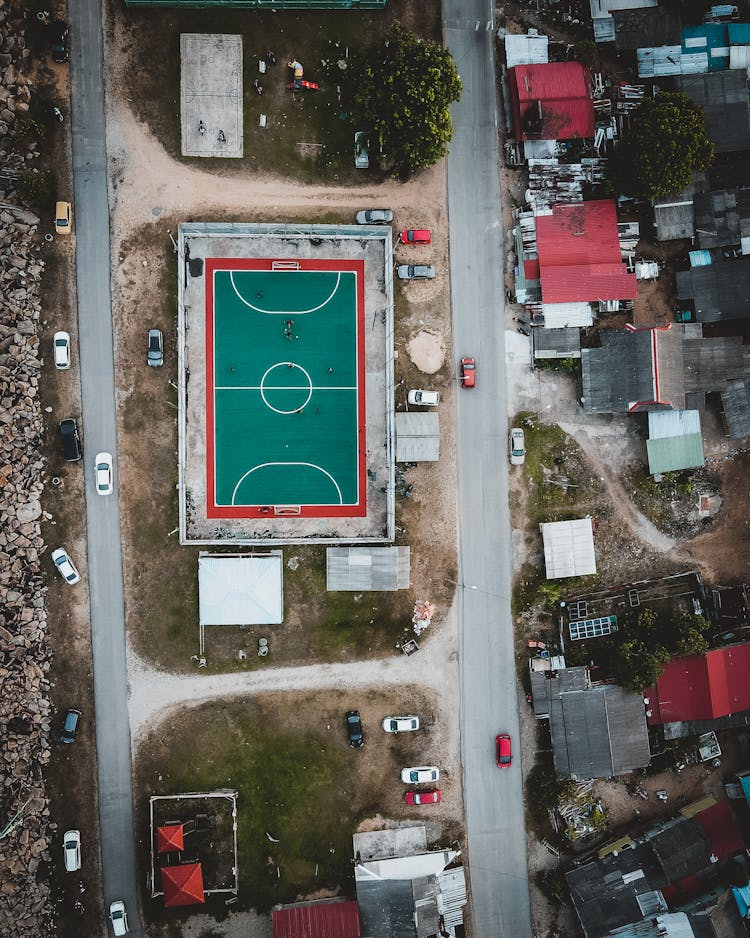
(94, 1), (466, 935)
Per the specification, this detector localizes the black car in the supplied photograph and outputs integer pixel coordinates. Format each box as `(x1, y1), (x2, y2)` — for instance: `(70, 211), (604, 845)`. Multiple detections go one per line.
(50, 21), (69, 64)
(345, 710), (364, 749)
(59, 417), (82, 462)
(61, 708), (81, 744)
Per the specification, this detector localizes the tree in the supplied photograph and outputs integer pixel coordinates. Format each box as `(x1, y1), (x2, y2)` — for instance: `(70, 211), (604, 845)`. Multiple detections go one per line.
(349, 23), (462, 179)
(616, 639), (671, 692)
(606, 92), (714, 199)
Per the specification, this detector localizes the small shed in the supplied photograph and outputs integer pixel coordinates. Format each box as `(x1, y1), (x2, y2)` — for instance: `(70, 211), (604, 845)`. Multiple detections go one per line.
(540, 519), (597, 579)
(653, 188), (696, 242)
(198, 552), (283, 625)
(647, 409), (705, 474)
(503, 31), (549, 69)
(326, 547), (410, 591)
(395, 412), (439, 462)
(273, 899), (361, 938)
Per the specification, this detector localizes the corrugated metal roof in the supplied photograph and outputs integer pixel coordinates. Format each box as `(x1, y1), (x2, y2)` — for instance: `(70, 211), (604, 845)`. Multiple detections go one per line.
(540, 518), (597, 579)
(536, 201), (638, 303)
(677, 71), (750, 152)
(646, 642), (750, 725)
(395, 412), (439, 462)
(730, 44), (750, 67)
(646, 434), (705, 474)
(508, 62), (594, 141)
(695, 186), (750, 249)
(721, 379), (750, 437)
(729, 22), (750, 43)
(591, 0), (658, 42)
(503, 32), (549, 69)
(648, 408), (701, 438)
(653, 190), (696, 242)
(637, 46), (708, 77)
(613, 7), (681, 51)
(272, 900), (361, 938)
(326, 547), (410, 591)
(541, 302), (593, 328)
(198, 552), (282, 625)
(682, 24), (730, 70)
(533, 326), (582, 359)
(676, 257), (750, 321)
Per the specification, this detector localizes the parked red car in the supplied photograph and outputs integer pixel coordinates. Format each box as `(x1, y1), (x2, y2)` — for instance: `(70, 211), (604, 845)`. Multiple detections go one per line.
(460, 357), (476, 388)
(404, 789), (441, 806)
(496, 734), (512, 768)
(400, 229), (431, 245)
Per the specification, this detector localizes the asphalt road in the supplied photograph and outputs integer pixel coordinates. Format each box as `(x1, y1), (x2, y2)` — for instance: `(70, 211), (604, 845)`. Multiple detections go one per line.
(69, 0), (141, 933)
(443, 3), (533, 936)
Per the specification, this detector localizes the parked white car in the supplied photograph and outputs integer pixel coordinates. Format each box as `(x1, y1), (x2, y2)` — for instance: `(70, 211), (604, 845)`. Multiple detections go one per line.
(401, 766), (439, 784)
(407, 390), (439, 406)
(382, 716), (420, 733)
(63, 830), (81, 872)
(109, 900), (129, 936)
(53, 331), (71, 369)
(51, 547), (81, 585)
(509, 427), (526, 466)
(94, 452), (113, 496)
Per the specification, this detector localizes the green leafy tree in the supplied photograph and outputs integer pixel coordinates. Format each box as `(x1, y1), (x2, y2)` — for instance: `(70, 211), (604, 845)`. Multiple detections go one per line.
(17, 170), (52, 208)
(616, 639), (670, 692)
(676, 628), (709, 657)
(607, 92), (714, 199)
(349, 23), (462, 179)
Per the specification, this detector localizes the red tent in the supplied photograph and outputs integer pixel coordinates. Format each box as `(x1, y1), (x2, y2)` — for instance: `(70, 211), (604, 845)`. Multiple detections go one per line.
(157, 823), (184, 853)
(161, 862), (205, 907)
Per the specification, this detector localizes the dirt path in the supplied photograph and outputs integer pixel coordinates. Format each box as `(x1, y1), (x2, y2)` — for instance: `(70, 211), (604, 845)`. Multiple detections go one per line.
(579, 448), (678, 554)
(108, 104), (445, 226)
(127, 617), (457, 742)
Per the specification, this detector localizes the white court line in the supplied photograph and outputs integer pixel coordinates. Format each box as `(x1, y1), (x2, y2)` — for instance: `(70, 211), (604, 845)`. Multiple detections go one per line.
(228, 270), (342, 315)
(215, 385), (357, 391)
(231, 461), (344, 506)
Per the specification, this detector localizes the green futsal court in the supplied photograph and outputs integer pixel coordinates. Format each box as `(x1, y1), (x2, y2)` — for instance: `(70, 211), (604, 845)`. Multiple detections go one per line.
(205, 258), (366, 519)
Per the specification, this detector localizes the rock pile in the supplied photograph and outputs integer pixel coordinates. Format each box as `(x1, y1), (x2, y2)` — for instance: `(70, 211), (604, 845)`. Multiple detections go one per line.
(0, 8), (56, 938)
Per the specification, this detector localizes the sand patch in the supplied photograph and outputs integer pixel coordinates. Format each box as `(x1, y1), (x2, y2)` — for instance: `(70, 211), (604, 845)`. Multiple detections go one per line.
(407, 329), (445, 373)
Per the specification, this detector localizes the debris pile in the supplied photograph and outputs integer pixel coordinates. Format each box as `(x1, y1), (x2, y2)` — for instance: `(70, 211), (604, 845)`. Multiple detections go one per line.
(412, 598), (435, 636)
(0, 9), (55, 937)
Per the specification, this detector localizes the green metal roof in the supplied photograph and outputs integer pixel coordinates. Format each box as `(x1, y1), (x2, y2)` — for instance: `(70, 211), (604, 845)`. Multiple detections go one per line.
(646, 433), (705, 475)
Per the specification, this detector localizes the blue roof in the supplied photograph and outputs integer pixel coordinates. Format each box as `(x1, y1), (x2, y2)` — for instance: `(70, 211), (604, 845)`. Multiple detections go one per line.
(741, 772), (750, 805)
(729, 23), (750, 43)
(682, 24), (730, 70)
(733, 882), (750, 918)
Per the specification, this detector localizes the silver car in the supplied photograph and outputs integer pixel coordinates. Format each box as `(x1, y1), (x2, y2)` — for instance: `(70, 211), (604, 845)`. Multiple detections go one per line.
(397, 265), (435, 280)
(147, 328), (163, 367)
(355, 209), (393, 225)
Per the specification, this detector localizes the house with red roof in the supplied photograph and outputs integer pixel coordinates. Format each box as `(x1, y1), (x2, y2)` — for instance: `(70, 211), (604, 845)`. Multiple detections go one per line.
(508, 61), (595, 141)
(646, 642), (750, 739)
(535, 201), (638, 305)
(273, 899), (361, 938)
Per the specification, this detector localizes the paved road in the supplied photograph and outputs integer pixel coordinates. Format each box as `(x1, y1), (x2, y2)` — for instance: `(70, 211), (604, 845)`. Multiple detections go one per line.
(443, 2), (533, 936)
(69, 0), (141, 933)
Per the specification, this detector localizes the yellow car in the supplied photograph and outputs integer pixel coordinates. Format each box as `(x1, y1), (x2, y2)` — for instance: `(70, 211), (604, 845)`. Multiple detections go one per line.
(55, 200), (72, 234)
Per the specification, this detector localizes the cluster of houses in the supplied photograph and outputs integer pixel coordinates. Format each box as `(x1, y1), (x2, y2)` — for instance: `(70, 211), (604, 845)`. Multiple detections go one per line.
(501, 1), (750, 474)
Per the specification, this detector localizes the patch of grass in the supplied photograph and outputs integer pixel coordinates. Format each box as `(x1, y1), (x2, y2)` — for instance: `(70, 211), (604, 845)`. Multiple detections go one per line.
(514, 412), (595, 525)
(115, 1), (442, 183)
(135, 696), (409, 915)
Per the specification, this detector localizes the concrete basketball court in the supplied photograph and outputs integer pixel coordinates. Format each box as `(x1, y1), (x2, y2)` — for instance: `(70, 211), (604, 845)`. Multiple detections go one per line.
(176, 222), (396, 546)
(180, 33), (243, 159)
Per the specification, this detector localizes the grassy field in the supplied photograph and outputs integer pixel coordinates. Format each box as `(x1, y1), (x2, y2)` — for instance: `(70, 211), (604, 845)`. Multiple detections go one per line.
(135, 688), (450, 916)
(112, 0), (442, 182)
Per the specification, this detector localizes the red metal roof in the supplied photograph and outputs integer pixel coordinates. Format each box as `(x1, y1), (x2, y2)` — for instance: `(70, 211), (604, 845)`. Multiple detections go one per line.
(646, 642), (750, 725)
(508, 62), (594, 140)
(273, 901), (361, 938)
(156, 823), (184, 853)
(161, 862), (205, 907)
(696, 800), (744, 860)
(535, 201), (638, 303)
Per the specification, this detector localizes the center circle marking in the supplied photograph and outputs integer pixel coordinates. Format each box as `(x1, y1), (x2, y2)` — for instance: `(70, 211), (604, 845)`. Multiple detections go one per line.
(259, 362), (313, 414)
